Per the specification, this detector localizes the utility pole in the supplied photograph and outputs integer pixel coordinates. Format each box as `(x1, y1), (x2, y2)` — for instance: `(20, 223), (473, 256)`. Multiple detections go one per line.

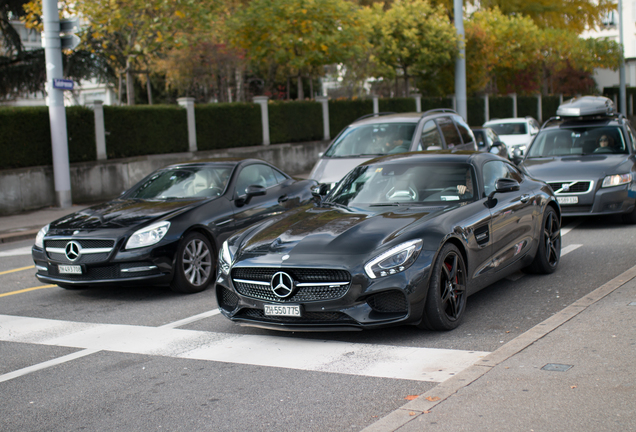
(454, 0), (467, 120)
(618, 0), (626, 115)
(42, 0), (72, 208)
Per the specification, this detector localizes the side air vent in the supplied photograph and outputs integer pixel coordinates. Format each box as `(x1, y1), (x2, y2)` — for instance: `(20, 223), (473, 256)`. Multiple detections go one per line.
(474, 225), (489, 246)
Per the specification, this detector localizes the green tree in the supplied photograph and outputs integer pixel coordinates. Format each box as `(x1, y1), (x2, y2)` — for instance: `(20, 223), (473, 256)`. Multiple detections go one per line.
(229, 0), (367, 99)
(369, 0), (458, 96)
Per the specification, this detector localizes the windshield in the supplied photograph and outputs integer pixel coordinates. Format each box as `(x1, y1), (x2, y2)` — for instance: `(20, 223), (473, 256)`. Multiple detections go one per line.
(325, 162), (476, 207)
(127, 166), (232, 199)
(324, 122), (417, 157)
(488, 123), (527, 135)
(527, 126), (628, 158)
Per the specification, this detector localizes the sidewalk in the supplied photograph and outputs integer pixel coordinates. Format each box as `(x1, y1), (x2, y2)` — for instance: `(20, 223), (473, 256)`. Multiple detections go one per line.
(364, 264), (636, 432)
(0, 204), (89, 244)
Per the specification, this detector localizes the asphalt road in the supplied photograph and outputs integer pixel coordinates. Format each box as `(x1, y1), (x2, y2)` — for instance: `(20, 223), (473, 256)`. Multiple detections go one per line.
(0, 214), (634, 432)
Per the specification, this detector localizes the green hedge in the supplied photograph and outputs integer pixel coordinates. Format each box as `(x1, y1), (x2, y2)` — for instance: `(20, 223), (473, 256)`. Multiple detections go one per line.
(103, 105), (187, 159)
(517, 96), (538, 119)
(542, 96), (561, 122)
(467, 97), (485, 127)
(196, 102), (261, 150)
(0, 106), (95, 169)
(269, 100), (323, 144)
(379, 97), (416, 113)
(328, 99), (373, 137)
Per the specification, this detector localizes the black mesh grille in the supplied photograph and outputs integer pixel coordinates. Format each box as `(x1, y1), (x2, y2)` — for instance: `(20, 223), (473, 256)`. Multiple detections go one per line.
(548, 181), (592, 193)
(45, 239), (115, 249)
(367, 290), (408, 313)
(47, 262), (160, 281)
(560, 205), (593, 214)
(231, 267), (351, 303)
(236, 308), (354, 323)
(47, 252), (110, 264)
(219, 287), (239, 311)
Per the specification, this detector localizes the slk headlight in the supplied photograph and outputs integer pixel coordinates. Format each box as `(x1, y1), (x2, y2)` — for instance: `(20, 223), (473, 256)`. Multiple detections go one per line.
(602, 173), (632, 188)
(125, 221), (170, 249)
(35, 224), (49, 249)
(364, 239), (423, 279)
(219, 240), (233, 275)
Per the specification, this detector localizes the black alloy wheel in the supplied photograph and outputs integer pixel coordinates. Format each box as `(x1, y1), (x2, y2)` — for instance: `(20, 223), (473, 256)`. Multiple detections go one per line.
(170, 232), (214, 293)
(524, 206), (560, 274)
(420, 243), (467, 331)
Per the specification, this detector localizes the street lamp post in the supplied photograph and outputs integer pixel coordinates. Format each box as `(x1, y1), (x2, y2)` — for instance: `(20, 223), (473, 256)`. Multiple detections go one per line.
(454, 0), (467, 121)
(618, 0), (626, 116)
(42, 0), (72, 208)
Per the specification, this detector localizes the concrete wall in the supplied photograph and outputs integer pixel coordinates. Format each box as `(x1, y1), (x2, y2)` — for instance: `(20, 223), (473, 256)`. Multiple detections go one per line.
(0, 140), (330, 216)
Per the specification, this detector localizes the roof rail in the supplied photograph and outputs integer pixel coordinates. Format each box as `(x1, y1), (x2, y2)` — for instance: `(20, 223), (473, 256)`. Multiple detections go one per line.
(353, 112), (396, 122)
(541, 116), (561, 129)
(421, 108), (456, 116)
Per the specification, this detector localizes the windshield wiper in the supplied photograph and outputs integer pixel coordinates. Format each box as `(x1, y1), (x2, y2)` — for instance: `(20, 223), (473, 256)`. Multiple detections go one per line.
(322, 201), (349, 209)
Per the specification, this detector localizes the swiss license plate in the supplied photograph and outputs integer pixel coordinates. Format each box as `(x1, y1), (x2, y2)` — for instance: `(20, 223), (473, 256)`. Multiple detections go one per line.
(557, 196), (578, 205)
(58, 265), (82, 274)
(264, 304), (301, 317)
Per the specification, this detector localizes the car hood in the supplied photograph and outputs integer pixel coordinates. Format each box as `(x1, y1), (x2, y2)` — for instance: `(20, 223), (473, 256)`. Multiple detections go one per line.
(521, 154), (632, 181)
(233, 204), (446, 267)
(48, 198), (206, 232)
(309, 157), (373, 185)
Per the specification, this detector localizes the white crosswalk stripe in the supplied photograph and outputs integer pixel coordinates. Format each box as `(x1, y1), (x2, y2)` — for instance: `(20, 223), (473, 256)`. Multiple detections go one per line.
(0, 314), (488, 383)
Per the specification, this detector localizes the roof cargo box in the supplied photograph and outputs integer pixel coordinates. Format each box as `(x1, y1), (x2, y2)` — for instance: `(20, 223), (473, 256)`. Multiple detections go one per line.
(556, 96), (614, 117)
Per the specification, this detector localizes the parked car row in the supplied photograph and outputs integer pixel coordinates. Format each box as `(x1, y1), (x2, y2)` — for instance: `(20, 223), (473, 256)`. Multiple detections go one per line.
(32, 96), (636, 332)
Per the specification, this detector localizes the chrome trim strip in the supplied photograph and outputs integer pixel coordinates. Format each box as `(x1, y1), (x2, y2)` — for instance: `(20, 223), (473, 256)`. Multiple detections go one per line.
(550, 180), (594, 195)
(233, 278), (270, 286)
(35, 265), (48, 271)
(216, 219), (233, 226)
(296, 282), (350, 287)
(121, 266), (158, 273)
(46, 247), (112, 254)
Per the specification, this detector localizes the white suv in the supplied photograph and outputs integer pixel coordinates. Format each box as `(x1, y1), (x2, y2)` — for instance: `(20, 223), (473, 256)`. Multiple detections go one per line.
(483, 117), (540, 163)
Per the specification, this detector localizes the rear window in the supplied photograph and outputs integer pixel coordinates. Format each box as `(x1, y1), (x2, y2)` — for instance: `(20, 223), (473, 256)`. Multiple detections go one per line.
(488, 123), (528, 135)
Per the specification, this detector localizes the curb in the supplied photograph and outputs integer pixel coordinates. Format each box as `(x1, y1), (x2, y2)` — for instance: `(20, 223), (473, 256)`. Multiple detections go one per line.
(361, 263), (636, 432)
(0, 229), (39, 244)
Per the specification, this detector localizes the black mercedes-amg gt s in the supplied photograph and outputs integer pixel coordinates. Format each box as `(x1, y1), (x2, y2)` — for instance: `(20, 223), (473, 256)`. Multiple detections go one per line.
(216, 151), (561, 331)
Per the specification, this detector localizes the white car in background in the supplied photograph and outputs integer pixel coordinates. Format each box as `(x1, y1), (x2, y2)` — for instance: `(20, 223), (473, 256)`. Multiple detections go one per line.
(483, 117), (540, 164)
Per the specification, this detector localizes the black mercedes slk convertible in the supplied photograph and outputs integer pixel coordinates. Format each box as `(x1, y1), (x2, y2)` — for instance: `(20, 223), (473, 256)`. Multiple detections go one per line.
(216, 151), (561, 331)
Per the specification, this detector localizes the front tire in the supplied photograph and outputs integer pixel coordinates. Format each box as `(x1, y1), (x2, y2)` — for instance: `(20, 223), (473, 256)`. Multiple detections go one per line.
(419, 243), (467, 331)
(170, 232), (214, 294)
(525, 206), (560, 274)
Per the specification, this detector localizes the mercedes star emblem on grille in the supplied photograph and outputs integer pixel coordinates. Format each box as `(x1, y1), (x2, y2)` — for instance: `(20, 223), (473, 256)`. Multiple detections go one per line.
(65, 241), (81, 261)
(270, 271), (294, 298)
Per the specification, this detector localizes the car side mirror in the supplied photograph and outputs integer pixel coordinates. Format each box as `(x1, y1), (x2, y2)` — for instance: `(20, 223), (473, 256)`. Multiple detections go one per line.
(311, 183), (330, 199)
(236, 184), (266, 207)
(487, 178), (520, 205)
(318, 152), (324, 158)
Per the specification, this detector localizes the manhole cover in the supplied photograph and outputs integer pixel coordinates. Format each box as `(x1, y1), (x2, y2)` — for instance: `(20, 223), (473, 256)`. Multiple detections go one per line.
(541, 363), (573, 372)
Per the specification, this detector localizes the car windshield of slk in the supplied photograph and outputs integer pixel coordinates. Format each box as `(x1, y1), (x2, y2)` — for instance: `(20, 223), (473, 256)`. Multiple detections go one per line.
(527, 126), (628, 158)
(325, 162), (477, 207)
(127, 166), (232, 199)
(324, 123), (417, 157)
(488, 123), (527, 135)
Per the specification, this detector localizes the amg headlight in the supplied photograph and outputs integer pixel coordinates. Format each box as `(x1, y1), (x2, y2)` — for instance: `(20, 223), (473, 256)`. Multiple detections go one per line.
(35, 224), (49, 249)
(364, 239), (423, 279)
(219, 240), (233, 275)
(602, 173), (632, 188)
(125, 221), (170, 249)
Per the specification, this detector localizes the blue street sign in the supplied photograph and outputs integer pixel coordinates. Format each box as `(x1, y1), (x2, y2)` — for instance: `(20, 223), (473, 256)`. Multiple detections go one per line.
(53, 79), (74, 90)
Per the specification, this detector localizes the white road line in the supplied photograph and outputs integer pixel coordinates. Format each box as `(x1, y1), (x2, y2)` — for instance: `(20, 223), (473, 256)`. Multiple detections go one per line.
(561, 244), (582, 256)
(159, 309), (221, 329)
(0, 349), (99, 383)
(0, 246), (33, 257)
(0, 314), (488, 383)
(561, 219), (582, 237)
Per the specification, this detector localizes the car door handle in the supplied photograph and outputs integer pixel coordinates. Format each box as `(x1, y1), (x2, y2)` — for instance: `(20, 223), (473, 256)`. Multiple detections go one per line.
(520, 194), (531, 203)
(278, 195), (289, 203)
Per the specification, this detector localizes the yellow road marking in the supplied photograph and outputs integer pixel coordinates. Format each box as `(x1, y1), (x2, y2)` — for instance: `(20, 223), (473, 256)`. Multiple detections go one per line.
(0, 265), (35, 276)
(0, 285), (56, 298)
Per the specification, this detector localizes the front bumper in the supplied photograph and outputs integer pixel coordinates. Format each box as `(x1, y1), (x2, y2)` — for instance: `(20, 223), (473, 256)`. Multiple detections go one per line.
(556, 184), (636, 217)
(215, 251), (435, 331)
(32, 242), (176, 287)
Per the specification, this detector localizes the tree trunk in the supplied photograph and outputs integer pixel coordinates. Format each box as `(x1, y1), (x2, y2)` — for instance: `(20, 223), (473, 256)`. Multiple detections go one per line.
(126, 58), (134, 106)
(404, 70), (410, 97)
(235, 67), (243, 102)
(146, 73), (153, 105)
(287, 77), (291, 100)
(309, 76), (314, 99)
(297, 74), (304, 100)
